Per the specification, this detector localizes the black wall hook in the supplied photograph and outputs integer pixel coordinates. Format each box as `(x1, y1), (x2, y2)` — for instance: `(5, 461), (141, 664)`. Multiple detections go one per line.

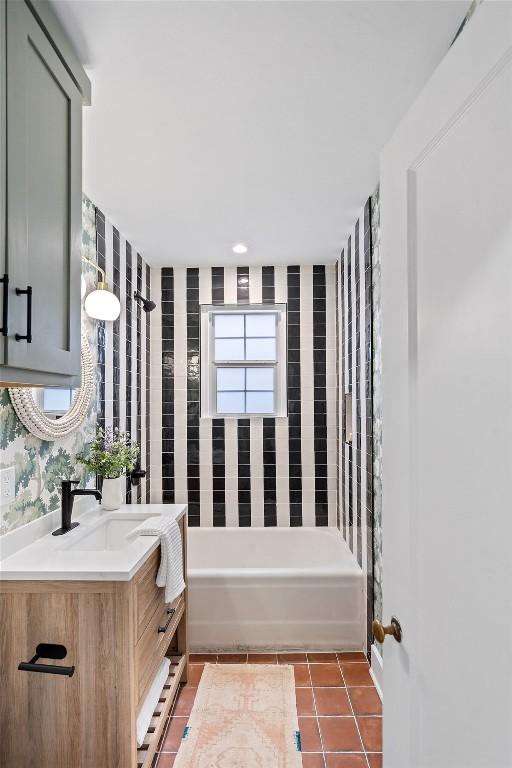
(18, 643), (75, 677)
(130, 462), (146, 487)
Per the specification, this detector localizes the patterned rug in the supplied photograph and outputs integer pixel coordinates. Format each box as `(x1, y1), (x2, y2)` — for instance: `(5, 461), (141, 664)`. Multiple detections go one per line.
(173, 664), (303, 768)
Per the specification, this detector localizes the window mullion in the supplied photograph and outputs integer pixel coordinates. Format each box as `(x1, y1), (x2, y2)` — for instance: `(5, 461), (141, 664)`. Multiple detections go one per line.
(213, 360), (274, 368)
(243, 314), (247, 362)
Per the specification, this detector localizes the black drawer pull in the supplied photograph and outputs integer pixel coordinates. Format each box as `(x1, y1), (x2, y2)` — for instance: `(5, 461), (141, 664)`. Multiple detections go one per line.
(0, 274), (8, 336)
(18, 643), (75, 677)
(158, 607), (175, 633)
(15, 286), (32, 343)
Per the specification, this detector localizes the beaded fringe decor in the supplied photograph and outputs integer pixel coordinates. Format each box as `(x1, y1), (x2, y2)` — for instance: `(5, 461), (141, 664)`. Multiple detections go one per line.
(8, 333), (94, 441)
(173, 664), (302, 768)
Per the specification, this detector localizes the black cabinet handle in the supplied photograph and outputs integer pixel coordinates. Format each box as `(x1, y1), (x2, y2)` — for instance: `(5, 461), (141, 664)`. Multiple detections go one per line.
(158, 607), (175, 633)
(15, 286), (32, 343)
(0, 274), (8, 336)
(18, 643), (75, 677)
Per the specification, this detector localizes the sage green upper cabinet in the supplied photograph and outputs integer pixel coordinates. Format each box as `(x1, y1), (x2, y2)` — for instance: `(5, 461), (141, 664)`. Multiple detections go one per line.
(0, 0), (90, 386)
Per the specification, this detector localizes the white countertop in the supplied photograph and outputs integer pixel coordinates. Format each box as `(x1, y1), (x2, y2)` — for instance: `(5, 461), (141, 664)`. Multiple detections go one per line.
(0, 503), (187, 582)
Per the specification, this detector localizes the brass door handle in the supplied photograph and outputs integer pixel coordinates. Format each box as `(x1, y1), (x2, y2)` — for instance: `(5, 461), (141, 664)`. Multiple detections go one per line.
(373, 616), (402, 644)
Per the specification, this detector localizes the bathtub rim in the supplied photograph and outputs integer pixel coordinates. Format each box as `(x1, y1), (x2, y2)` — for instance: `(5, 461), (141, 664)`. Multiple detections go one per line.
(189, 566), (363, 581)
(186, 525), (362, 579)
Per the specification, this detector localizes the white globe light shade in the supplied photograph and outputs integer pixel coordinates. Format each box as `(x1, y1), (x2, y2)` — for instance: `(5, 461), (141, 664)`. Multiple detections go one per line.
(84, 285), (121, 321)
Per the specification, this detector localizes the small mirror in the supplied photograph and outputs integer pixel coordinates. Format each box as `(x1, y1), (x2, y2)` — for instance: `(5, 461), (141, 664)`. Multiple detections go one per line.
(32, 387), (77, 420)
(8, 334), (94, 441)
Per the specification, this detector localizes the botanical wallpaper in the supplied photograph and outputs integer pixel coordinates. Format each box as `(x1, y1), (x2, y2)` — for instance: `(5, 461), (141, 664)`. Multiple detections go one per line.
(0, 196), (99, 534)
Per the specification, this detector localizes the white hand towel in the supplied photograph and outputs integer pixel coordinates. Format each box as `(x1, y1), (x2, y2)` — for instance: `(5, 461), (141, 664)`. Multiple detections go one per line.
(136, 657), (170, 747)
(130, 515), (185, 603)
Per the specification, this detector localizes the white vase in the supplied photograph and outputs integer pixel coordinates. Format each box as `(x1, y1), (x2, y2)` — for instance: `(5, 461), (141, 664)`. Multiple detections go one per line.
(101, 476), (124, 511)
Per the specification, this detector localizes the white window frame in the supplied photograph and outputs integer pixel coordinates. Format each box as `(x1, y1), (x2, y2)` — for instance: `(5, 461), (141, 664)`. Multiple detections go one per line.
(200, 304), (287, 419)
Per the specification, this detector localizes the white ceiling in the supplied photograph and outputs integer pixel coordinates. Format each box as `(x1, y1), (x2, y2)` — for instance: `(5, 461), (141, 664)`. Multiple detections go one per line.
(52, 0), (467, 267)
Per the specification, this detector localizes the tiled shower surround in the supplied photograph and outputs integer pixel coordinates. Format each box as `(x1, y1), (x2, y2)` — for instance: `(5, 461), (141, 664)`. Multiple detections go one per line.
(370, 187), (383, 631)
(95, 208), (152, 504)
(149, 265), (338, 527)
(336, 198), (375, 652)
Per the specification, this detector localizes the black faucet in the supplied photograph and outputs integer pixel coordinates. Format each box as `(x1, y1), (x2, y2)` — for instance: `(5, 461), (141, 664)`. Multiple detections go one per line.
(52, 480), (102, 536)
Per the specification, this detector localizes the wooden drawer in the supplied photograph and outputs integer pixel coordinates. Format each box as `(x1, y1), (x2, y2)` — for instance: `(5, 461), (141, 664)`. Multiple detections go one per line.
(134, 548), (165, 641)
(136, 596), (185, 708)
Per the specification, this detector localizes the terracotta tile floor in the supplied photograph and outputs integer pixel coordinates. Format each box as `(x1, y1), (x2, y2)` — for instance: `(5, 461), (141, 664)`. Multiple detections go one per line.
(152, 652), (382, 768)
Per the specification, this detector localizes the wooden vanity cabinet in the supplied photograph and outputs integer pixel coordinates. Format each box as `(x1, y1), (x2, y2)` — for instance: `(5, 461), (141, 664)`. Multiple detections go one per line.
(0, 517), (189, 768)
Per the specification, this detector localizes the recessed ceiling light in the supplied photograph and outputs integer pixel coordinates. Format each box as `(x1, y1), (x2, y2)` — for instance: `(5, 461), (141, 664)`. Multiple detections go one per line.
(233, 243), (248, 254)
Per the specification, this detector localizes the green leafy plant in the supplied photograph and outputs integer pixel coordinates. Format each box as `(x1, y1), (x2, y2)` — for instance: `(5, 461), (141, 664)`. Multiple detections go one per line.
(76, 427), (139, 479)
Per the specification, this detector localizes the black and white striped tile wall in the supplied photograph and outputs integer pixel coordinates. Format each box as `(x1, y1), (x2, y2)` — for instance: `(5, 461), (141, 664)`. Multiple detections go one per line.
(336, 198), (374, 652)
(95, 207), (151, 504)
(149, 265), (337, 527)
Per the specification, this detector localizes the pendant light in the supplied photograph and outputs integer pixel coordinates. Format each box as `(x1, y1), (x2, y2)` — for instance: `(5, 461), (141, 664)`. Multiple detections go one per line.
(82, 256), (121, 321)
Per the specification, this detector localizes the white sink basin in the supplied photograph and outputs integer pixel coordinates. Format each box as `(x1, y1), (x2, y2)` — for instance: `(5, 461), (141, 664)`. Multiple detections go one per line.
(0, 503), (188, 581)
(63, 513), (153, 552)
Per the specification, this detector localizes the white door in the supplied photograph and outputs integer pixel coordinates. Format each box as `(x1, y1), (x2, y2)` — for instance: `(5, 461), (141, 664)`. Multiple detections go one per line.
(380, 4), (512, 767)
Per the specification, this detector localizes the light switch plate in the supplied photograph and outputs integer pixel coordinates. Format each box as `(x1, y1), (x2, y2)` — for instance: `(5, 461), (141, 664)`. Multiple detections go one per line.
(0, 466), (15, 506)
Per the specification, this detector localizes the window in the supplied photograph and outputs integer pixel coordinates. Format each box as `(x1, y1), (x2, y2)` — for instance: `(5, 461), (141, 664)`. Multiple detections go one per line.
(32, 387), (76, 420)
(201, 304), (287, 418)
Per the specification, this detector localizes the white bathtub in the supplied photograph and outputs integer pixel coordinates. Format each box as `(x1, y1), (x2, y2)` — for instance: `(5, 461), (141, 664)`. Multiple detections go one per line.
(187, 527), (365, 652)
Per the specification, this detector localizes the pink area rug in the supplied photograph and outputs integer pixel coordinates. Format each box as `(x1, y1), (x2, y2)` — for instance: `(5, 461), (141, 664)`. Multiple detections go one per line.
(173, 663), (303, 768)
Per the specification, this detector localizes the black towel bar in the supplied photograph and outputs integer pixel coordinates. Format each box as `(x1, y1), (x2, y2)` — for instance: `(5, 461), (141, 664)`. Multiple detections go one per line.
(18, 643), (75, 677)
